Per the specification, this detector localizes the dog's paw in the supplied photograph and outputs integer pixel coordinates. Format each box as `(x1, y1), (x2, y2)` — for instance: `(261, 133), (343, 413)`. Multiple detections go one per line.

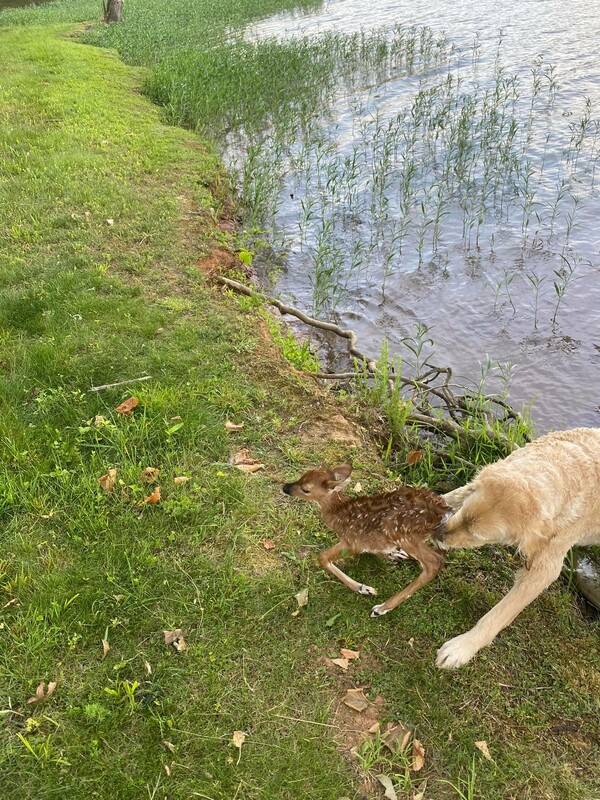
(370, 603), (390, 617)
(357, 583), (377, 597)
(436, 633), (480, 669)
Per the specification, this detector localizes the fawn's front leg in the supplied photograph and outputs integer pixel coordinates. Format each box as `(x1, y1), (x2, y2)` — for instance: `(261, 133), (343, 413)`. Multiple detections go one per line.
(318, 541), (377, 597)
(370, 548), (445, 617)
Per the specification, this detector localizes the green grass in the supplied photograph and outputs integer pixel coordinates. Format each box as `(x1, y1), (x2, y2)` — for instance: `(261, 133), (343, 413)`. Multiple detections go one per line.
(0, 19), (599, 800)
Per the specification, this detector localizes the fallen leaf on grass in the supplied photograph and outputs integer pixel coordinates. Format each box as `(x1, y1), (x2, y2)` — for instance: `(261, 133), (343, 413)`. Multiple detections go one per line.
(382, 722), (412, 753)
(413, 779), (428, 800)
(230, 449), (265, 474)
(1, 598), (18, 611)
(475, 740), (494, 762)
(342, 688), (370, 713)
(406, 449), (423, 465)
(143, 486), (161, 505)
(173, 476), (190, 485)
(101, 639), (110, 660)
(115, 396), (138, 416)
(232, 730), (246, 765)
(295, 588), (309, 608)
(164, 629), (187, 652)
(27, 681), (57, 705)
(376, 774), (398, 800)
(331, 658), (350, 671)
(340, 648), (360, 660)
(99, 468), (117, 494)
(144, 660), (153, 676)
(368, 722), (380, 734)
(412, 738), (425, 772)
(262, 538), (276, 550)
(141, 467), (160, 483)
(225, 420), (245, 432)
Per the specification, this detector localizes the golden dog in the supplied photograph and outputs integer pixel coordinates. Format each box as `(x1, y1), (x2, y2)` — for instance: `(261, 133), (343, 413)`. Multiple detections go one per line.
(436, 427), (600, 668)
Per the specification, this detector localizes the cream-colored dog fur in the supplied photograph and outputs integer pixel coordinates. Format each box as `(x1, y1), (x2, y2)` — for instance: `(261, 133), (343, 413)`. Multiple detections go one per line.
(437, 427), (600, 668)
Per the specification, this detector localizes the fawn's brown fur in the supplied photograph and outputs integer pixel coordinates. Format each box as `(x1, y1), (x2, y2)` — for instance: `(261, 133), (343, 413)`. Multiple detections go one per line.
(282, 464), (451, 616)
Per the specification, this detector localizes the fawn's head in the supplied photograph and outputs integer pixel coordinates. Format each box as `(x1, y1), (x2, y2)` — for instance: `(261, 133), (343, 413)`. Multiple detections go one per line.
(282, 464), (353, 505)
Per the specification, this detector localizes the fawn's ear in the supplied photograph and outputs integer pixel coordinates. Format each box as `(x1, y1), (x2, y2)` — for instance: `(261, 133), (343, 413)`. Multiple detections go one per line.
(332, 463), (353, 482)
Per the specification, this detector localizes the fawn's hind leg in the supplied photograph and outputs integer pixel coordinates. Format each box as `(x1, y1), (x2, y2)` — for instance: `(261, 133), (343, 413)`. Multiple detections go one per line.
(370, 549), (445, 617)
(318, 542), (377, 597)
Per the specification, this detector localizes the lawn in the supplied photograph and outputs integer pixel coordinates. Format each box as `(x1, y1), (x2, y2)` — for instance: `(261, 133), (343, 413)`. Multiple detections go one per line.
(0, 18), (598, 800)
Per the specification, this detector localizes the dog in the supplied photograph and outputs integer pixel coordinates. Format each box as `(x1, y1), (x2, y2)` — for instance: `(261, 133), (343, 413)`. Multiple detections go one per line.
(435, 427), (600, 668)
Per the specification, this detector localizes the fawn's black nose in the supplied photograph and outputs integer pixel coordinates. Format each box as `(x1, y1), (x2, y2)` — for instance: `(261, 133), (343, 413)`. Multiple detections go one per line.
(282, 483), (293, 495)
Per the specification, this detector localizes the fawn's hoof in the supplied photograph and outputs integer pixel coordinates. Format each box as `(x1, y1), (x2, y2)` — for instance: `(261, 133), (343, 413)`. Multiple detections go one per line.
(358, 584), (377, 597)
(370, 603), (391, 617)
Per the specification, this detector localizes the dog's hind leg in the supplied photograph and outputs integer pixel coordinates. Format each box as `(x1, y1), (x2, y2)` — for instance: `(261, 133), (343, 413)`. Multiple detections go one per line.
(436, 545), (566, 669)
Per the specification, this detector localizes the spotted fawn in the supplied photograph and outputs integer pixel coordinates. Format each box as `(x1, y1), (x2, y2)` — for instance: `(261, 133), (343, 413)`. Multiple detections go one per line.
(282, 463), (451, 616)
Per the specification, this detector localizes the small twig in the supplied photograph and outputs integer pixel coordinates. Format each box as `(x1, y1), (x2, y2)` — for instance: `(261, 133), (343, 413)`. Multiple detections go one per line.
(88, 376), (152, 393)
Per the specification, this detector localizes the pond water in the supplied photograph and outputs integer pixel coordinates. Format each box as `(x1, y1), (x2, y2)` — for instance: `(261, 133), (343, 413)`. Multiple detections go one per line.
(239, 0), (600, 432)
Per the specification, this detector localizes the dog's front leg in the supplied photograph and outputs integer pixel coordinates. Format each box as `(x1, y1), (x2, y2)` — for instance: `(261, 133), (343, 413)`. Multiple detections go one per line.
(436, 547), (565, 669)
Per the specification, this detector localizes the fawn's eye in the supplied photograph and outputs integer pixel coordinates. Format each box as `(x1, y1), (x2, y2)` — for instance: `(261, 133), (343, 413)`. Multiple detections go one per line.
(301, 487), (310, 494)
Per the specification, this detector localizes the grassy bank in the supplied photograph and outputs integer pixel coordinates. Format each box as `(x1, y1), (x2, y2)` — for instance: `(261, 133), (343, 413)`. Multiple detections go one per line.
(0, 16), (599, 800)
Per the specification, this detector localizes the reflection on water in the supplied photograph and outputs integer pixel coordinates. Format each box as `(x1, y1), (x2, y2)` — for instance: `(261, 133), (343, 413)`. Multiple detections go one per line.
(240, 0), (600, 432)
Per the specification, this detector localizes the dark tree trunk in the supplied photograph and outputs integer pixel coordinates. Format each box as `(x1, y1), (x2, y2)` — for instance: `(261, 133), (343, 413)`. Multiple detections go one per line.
(103, 0), (123, 22)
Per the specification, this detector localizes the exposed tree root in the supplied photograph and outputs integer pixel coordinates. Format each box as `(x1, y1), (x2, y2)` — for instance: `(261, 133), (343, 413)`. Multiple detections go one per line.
(215, 275), (529, 450)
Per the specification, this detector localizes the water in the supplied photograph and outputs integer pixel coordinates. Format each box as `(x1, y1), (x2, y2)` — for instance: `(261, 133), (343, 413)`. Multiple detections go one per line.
(239, 0), (600, 432)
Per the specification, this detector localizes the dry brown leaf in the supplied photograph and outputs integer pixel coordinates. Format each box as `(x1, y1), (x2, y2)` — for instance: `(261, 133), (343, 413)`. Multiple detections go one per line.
(406, 449), (424, 465)
(475, 740), (494, 762)
(225, 420), (245, 432)
(27, 681), (57, 705)
(412, 738), (426, 772)
(376, 774), (398, 800)
(340, 648), (360, 660)
(1, 598), (18, 611)
(342, 688), (370, 713)
(382, 722), (412, 753)
(237, 462), (265, 474)
(141, 467), (160, 483)
(162, 740), (176, 753)
(164, 629), (187, 651)
(413, 779), (428, 800)
(99, 468), (117, 494)
(262, 538), (276, 550)
(115, 396), (138, 416)
(143, 486), (161, 505)
(331, 657), (350, 671)
(368, 722), (381, 734)
(232, 730), (246, 749)
(173, 476), (190, 485)
(102, 639), (110, 660)
(295, 587), (309, 608)
(290, 609), (300, 617)
(230, 449), (264, 473)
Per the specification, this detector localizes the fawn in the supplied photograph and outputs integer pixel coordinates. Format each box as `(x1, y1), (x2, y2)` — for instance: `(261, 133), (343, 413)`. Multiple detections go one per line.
(282, 463), (451, 616)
